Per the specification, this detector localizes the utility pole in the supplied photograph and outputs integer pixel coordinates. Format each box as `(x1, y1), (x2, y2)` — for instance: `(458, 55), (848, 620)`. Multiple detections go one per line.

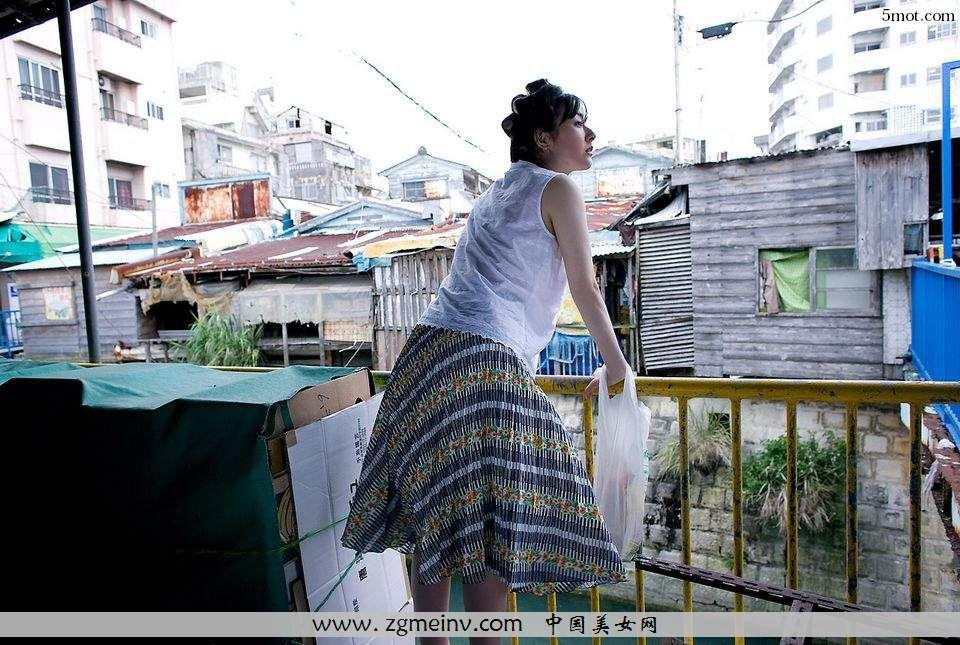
(56, 0), (100, 362)
(673, 0), (682, 165)
(151, 181), (159, 257)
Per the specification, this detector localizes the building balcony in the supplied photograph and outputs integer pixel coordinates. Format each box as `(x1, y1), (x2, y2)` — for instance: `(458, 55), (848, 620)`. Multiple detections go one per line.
(100, 107), (147, 130)
(850, 1), (887, 31)
(108, 195), (151, 211)
(19, 89), (70, 152)
(91, 19), (144, 84)
(848, 46), (891, 75)
(768, 59), (798, 89)
(91, 17), (141, 47)
(30, 187), (73, 205)
(100, 112), (150, 167)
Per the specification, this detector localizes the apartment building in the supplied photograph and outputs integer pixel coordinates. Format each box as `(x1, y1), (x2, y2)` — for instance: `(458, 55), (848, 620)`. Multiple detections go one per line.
(0, 1), (183, 232)
(767, 0), (960, 153)
(273, 106), (375, 205)
(179, 62), (282, 185)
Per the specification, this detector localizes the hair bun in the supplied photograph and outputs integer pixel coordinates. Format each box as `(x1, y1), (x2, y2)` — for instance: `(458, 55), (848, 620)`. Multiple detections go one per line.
(525, 79), (550, 94)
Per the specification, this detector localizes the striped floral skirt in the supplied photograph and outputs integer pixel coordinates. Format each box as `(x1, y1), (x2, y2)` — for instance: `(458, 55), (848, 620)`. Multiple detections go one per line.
(340, 324), (625, 595)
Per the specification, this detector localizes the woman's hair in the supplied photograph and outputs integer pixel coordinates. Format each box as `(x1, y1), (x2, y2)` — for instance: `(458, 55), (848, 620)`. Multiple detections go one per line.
(501, 79), (586, 164)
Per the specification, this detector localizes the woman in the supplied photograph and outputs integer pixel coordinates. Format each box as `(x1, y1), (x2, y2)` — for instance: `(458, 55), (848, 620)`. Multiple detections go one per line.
(341, 79), (630, 637)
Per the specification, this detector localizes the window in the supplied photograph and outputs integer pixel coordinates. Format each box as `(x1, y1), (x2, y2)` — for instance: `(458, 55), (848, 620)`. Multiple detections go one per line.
(251, 153), (267, 172)
(817, 55), (833, 73)
(92, 4), (106, 21)
(107, 177), (133, 209)
(156, 183), (170, 198)
(814, 248), (875, 310)
(758, 249), (810, 313)
(402, 179), (448, 200)
(817, 16), (832, 35)
(900, 31), (916, 45)
(853, 0), (885, 12)
(139, 19), (157, 38)
(758, 248), (876, 314)
(853, 38), (884, 53)
(324, 120), (333, 135)
(17, 57), (62, 107)
(216, 143), (233, 163)
(854, 110), (888, 131)
(818, 93), (834, 110)
(42, 286), (75, 321)
(853, 70), (886, 93)
(901, 73), (917, 86)
(28, 161), (71, 204)
(146, 101), (164, 120)
(928, 22), (957, 40)
(924, 108), (942, 124)
(928, 66), (942, 82)
(903, 223), (925, 255)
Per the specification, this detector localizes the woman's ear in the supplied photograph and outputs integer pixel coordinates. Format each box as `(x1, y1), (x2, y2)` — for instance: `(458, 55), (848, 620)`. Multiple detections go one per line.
(534, 128), (552, 155)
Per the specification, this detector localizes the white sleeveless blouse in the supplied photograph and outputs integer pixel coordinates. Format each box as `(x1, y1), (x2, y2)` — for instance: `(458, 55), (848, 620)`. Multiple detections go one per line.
(419, 160), (567, 372)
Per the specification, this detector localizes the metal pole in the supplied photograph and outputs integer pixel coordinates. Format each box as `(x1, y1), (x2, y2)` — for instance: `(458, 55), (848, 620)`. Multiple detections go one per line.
(942, 60), (958, 267)
(673, 0), (682, 165)
(56, 0), (100, 362)
(151, 181), (159, 257)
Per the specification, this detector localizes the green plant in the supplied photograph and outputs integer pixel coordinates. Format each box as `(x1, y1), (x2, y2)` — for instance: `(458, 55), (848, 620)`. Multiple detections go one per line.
(652, 410), (733, 479)
(181, 310), (261, 367)
(742, 433), (846, 538)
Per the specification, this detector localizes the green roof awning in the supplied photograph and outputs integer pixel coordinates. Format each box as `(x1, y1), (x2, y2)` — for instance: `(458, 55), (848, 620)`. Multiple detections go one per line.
(0, 221), (144, 266)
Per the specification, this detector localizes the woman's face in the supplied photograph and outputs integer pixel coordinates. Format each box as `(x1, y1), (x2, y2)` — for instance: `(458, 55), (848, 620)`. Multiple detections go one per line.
(538, 109), (595, 174)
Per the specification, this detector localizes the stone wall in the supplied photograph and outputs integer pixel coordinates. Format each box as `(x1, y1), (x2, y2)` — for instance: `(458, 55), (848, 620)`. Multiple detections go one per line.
(547, 392), (960, 611)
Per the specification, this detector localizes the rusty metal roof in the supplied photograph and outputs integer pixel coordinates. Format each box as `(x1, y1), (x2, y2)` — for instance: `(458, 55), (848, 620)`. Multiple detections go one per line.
(121, 229), (421, 278)
(585, 198), (642, 231)
(94, 220), (271, 248)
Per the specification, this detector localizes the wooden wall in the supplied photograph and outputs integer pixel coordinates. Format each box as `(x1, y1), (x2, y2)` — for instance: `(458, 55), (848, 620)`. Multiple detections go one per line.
(855, 143), (929, 270)
(669, 148), (885, 379)
(373, 248), (453, 371)
(14, 266), (140, 361)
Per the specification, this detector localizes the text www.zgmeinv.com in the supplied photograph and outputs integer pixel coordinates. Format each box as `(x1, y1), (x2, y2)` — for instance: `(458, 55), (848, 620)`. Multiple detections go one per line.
(313, 615), (523, 637)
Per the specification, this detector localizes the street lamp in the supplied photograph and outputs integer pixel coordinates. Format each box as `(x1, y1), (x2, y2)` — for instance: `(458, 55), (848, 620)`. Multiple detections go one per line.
(698, 22), (737, 39)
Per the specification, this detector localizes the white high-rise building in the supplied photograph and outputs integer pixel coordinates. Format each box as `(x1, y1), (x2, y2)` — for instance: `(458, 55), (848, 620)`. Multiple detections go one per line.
(767, 0), (959, 154)
(0, 0), (183, 231)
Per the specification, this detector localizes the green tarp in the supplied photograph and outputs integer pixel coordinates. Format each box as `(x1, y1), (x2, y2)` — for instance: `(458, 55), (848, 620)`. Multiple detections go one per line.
(0, 359), (358, 612)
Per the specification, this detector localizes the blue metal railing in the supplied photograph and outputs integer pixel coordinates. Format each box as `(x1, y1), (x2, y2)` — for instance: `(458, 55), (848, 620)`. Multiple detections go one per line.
(0, 309), (22, 358)
(910, 260), (960, 444)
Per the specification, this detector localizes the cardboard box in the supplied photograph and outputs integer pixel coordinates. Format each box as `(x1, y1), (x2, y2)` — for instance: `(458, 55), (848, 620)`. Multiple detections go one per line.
(271, 369), (412, 645)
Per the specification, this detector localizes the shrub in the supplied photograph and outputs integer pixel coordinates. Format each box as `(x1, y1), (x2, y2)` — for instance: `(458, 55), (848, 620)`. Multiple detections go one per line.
(182, 310), (261, 367)
(742, 432), (846, 537)
(652, 409), (733, 479)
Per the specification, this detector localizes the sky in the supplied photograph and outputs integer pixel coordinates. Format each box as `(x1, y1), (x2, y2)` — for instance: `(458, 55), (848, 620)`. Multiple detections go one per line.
(171, 0), (776, 181)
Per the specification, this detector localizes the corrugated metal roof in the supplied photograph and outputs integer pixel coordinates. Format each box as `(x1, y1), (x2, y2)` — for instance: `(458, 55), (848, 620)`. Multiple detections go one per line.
(4, 248), (158, 272)
(589, 230), (632, 258)
(131, 234), (358, 276)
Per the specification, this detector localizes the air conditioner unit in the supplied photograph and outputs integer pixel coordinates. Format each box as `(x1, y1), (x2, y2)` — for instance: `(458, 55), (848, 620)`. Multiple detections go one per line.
(98, 75), (113, 91)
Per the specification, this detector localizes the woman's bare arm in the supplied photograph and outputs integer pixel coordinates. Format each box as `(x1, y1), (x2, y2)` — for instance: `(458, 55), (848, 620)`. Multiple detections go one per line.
(541, 174), (629, 394)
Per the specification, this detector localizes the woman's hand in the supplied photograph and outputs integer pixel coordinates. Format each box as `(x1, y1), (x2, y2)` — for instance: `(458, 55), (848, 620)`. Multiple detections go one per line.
(582, 359), (629, 398)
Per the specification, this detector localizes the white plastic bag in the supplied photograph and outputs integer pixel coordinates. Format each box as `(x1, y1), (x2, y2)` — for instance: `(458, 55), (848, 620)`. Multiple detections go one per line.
(593, 364), (651, 560)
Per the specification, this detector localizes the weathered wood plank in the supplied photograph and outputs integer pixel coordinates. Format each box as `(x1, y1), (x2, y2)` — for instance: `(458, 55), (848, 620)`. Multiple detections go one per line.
(720, 358), (884, 380)
(693, 222), (856, 248)
(691, 210), (855, 233)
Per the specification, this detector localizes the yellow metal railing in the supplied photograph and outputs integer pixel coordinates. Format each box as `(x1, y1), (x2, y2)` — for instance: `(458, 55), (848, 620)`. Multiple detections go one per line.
(528, 374), (960, 645)
(171, 365), (957, 643)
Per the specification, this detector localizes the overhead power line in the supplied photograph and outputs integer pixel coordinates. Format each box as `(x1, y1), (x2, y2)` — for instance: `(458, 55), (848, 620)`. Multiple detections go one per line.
(350, 52), (488, 154)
